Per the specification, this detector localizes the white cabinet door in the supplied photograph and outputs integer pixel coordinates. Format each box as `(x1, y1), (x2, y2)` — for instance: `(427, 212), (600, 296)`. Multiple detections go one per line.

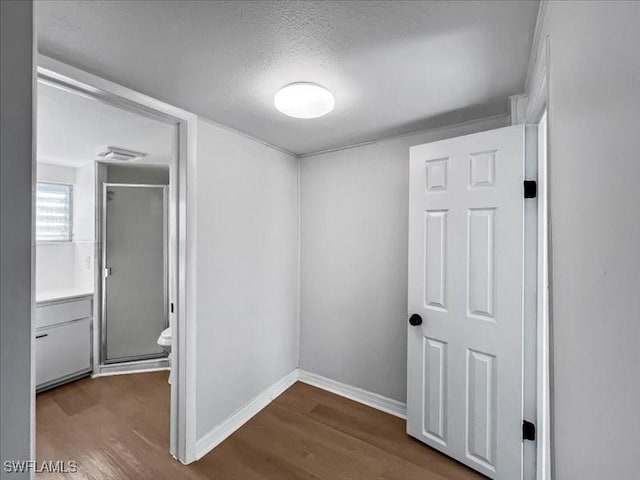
(407, 125), (525, 479)
(35, 318), (91, 388)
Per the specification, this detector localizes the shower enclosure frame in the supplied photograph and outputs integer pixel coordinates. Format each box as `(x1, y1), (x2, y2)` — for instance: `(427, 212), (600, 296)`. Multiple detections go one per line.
(100, 182), (169, 365)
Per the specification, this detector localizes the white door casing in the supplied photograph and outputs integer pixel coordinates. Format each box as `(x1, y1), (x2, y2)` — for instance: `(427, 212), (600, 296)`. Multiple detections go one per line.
(407, 125), (525, 479)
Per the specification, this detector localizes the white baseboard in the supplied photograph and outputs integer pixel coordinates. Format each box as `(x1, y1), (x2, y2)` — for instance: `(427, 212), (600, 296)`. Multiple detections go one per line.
(297, 369), (407, 419)
(194, 369), (299, 461)
(193, 368), (406, 461)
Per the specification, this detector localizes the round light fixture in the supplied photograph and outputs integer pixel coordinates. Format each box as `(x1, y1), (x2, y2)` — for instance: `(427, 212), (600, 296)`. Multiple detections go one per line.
(274, 82), (334, 119)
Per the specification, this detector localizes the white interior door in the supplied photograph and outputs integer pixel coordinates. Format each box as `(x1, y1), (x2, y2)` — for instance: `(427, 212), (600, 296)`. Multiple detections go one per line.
(407, 125), (525, 479)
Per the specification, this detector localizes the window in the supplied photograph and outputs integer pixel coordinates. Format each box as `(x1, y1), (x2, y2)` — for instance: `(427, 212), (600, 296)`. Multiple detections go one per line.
(36, 182), (73, 242)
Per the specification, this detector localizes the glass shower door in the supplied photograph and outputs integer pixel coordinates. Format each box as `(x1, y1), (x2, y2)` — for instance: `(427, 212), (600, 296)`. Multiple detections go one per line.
(102, 184), (168, 363)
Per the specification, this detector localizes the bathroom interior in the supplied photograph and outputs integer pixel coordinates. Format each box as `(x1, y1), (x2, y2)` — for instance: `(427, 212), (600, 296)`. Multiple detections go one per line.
(35, 78), (177, 441)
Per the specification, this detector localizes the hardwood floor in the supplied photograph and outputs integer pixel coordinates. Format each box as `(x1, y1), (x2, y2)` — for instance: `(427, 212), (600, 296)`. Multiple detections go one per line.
(37, 372), (484, 480)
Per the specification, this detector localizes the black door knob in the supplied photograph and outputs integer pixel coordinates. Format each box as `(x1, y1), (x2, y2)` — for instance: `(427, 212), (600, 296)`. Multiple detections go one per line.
(409, 314), (422, 326)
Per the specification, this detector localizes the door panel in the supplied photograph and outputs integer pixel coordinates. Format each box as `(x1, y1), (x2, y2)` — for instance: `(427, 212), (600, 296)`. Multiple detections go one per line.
(423, 336), (448, 445)
(466, 348), (497, 469)
(103, 184), (167, 363)
(467, 208), (495, 320)
(407, 125), (525, 479)
(424, 211), (447, 310)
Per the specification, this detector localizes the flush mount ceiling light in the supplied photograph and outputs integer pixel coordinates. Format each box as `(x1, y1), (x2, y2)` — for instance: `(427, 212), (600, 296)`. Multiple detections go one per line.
(274, 82), (335, 119)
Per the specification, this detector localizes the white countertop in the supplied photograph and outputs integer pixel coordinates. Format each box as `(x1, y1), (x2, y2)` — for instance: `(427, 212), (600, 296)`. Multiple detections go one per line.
(36, 288), (94, 304)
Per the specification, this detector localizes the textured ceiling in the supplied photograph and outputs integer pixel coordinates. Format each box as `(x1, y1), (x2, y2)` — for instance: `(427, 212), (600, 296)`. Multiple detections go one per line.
(38, 81), (176, 167)
(36, 0), (539, 155)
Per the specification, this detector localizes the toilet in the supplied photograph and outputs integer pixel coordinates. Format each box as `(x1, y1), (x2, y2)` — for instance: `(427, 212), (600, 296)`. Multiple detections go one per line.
(157, 326), (172, 384)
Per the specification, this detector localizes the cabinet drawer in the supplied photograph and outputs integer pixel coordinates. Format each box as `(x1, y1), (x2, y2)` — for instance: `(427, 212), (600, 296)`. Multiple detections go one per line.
(36, 298), (92, 329)
(35, 318), (91, 388)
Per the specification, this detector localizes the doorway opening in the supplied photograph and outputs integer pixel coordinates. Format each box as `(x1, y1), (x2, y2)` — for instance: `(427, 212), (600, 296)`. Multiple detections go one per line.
(33, 64), (188, 464)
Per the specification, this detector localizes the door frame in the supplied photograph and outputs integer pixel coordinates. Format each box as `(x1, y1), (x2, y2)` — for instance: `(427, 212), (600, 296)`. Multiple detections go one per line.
(35, 55), (199, 463)
(524, 33), (552, 480)
(512, 29), (552, 480)
(100, 183), (169, 365)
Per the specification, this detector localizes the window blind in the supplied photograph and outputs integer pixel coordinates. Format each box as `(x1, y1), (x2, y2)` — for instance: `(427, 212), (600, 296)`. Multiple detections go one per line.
(36, 182), (72, 242)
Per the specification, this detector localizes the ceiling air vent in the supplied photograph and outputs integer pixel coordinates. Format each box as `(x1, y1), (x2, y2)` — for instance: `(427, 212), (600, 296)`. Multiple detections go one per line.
(96, 146), (146, 162)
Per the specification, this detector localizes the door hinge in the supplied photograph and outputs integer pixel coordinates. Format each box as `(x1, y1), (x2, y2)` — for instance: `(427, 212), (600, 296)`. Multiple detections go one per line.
(524, 180), (537, 199)
(523, 420), (536, 441)
(170, 303), (174, 314)
(104, 267), (112, 278)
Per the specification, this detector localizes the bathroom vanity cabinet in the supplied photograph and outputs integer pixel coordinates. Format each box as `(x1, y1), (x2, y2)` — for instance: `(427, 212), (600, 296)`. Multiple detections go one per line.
(35, 293), (93, 391)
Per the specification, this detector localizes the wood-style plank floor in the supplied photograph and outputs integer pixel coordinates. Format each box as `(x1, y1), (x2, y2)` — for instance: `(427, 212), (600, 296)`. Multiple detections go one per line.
(37, 371), (484, 480)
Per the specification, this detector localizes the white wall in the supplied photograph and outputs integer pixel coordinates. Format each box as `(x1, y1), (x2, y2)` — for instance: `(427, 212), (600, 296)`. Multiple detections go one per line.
(532, 2), (640, 478)
(299, 115), (508, 402)
(36, 243), (75, 293)
(73, 162), (95, 291)
(36, 164), (75, 293)
(0, 0), (33, 476)
(37, 162), (75, 184)
(73, 162), (95, 241)
(195, 119), (299, 440)
(36, 162), (95, 294)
